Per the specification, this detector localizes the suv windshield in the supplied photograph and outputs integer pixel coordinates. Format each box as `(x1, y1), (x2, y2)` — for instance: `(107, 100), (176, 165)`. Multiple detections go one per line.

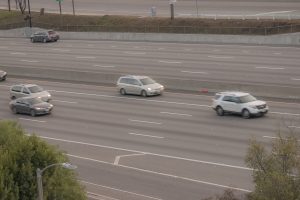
(28, 86), (43, 93)
(239, 95), (256, 103)
(140, 78), (156, 85)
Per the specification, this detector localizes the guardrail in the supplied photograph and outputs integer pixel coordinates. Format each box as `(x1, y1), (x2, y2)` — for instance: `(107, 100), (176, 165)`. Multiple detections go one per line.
(0, 22), (299, 35)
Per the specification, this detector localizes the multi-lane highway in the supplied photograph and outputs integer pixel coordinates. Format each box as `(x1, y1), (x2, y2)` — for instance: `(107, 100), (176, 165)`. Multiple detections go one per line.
(1, 0), (300, 19)
(0, 77), (299, 200)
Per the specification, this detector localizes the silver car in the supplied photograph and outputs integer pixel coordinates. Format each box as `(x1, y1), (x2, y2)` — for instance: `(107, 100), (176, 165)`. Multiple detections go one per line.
(117, 75), (164, 97)
(0, 70), (7, 81)
(10, 84), (52, 102)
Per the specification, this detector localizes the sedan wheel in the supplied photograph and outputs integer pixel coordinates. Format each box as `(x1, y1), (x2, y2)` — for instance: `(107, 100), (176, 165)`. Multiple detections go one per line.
(216, 106), (224, 116)
(141, 90), (147, 97)
(242, 109), (251, 119)
(30, 110), (36, 117)
(120, 88), (126, 95)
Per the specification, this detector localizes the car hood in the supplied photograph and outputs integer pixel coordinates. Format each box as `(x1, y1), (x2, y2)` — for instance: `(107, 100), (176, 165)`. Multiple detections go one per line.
(31, 91), (51, 98)
(144, 83), (163, 89)
(245, 100), (266, 106)
(33, 102), (53, 109)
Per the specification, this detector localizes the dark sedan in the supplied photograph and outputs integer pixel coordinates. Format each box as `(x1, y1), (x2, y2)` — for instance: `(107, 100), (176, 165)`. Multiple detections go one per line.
(10, 97), (53, 117)
(0, 70), (7, 81)
(30, 30), (60, 43)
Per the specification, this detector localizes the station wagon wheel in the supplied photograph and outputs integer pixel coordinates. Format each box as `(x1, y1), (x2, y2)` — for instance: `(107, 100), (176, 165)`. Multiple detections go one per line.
(242, 109), (251, 119)
(216, 106), (224, 116)
(12, 107), (18, 114)
(120, 88), (126, 95)
(141, 90), (147, 97)
(30, 110), (36, 117)
(11, 96), (16, 100)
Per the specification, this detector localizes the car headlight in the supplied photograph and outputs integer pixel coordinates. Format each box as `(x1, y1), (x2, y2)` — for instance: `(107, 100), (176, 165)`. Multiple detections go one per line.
(147, 88), (152, 91)
(47, 94), (51, 97)
(35, 107), (43, 110)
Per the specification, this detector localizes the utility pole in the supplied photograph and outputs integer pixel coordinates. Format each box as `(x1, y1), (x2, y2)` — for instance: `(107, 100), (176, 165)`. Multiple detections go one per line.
(196, 0), (199, 17)
(8, 0), (11, 11)
(27, 0), (32, 27)
(72, 0), (75, 15)
(169, 0), (176, 20)
(59, 0), (62, 14)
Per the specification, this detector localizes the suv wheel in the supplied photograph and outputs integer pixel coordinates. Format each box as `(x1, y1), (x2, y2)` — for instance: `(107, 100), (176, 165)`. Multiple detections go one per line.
(216, 106), (224, 116)
(242, 109), (251, 119)
(120, 88), (126, 95)
(141, 90), (147, 97)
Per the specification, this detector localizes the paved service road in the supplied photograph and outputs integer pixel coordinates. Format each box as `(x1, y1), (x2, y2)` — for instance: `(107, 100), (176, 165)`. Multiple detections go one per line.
(0, 78), (299, 199)
(0, 38), (300, 94)
(1, 0), (300, 19)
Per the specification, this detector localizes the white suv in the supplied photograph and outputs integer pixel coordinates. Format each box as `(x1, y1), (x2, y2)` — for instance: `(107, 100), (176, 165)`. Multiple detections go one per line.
(212, 91), (268, 118)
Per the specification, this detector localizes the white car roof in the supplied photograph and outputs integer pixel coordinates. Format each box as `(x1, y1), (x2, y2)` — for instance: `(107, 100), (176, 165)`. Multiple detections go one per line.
(121, 75), (149, 80)
(217, 91), (250, 97)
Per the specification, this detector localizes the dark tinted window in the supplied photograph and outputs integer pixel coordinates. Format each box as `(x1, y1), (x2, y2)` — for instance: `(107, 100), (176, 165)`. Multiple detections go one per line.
(140, 78), (155, 85)
(222, 96), (232, 102)
(120, 78), (130, 84)
(12, 86), (22, 92)
(27, 98), (44, 105)
(28, 85), (43, 93)
(22, 88), (30, 94)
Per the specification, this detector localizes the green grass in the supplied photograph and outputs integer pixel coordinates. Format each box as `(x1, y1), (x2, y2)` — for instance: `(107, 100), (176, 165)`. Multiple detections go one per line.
(0, 9), (299, 35)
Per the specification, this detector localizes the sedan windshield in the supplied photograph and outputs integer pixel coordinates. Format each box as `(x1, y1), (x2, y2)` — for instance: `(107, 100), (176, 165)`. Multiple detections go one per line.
(239, 95), (257, 103)
(27, 98), (44, 105)
(140, 78), (156, 85)
(28, 86), (43, 93)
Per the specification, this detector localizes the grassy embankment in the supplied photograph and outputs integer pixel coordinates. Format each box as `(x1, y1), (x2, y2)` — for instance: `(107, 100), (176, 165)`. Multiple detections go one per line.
(0, 9), (299, 35)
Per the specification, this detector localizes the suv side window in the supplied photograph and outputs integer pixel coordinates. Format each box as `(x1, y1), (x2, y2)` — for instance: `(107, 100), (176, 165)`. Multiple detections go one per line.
(22, 87), (30, 94)
(214, 94), (221, 100)
(222, 96), (232, 102)
(12, 86), (22, 92)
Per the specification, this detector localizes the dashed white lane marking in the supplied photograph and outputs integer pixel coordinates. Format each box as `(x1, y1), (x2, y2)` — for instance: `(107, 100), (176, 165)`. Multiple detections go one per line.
(255, 66), (285, 70)
(263, 136), (300, 141)
(93, 64), (115, 68)
(51, 48), (70, 52)
(129, 132), (164, 139)
(114, 153), (145, 165)
(0, 46), (8, 49)
(123, 51), (146, 55)
(160, 111), (192, 117)
(288, 125), (300, 129)
(291, 78), (300, 81)
(207, 55), (234, 59)
(158, 60), (182, 64)
(87, 191), (120, 200)
(83, 181), (163, 200)
(158, 48), (165, 50)
(20, 59), (39, 63)
(19, 118), (46, 123)
(11, 52), (26, 55)
(76, 56), (96, 59)
(52, 99), (78, 104)
(181, 70), (208, 74)
(70, 155), (251, 193)
(212, 49), (220, 52)
(273, 52), (282, 55)
(129, 119), (162, 125)
(270, 111), (300, 116)
(253, 10), (297, 16)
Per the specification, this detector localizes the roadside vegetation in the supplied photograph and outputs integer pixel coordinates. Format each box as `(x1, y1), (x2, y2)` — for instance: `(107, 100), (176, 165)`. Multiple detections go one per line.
(0, 120), (86, 200)
(0, 9), (299, 35)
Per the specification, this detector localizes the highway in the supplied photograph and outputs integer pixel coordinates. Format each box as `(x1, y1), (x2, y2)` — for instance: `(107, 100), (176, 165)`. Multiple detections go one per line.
(0, 77), (300, 199)
(1, 0), (300, 19)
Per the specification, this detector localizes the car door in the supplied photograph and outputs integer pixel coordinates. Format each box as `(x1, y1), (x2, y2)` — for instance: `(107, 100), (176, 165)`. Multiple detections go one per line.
(15, 99), (27, 114)
(131, 79), (142, 94)
(21, 87), (30, 98)
(221, 96), (236, 112)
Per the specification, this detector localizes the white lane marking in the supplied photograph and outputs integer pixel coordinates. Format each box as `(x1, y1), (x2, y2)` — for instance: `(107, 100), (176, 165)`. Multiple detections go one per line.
(129, 132), (164, 139)
(263, 136), (300, 141)
(19, 118), (46, 123)
(20, 59), (39, 63)
(114, 153), (145, 165)
(160, 111), (192, 117)
(270, 111), (300, 116)
(76, 56), (96, 59)
(0, 46), (8, 49)
(208, 55), (234, 59)
(87, 191), (120, 200)
(212, 49), (220, 52)
(111, 46), (116, 48)
(51, 48), (70, 52)
(71, 155), (251, 193)
(291, 78), (300, 81)
(11, 52), (26, 55)
(52, 99), (78, 104)
(82, 181), (162, 200)
(181, 70), (208, 74)
(255, 67), (285, 70)
(288, 126), (300, 129)
(123, 51), (146, 55)
(158, 60), (182, 64)
(253, 10), (297, 16)
(40, 135), (251, 170)
(93, 64), (115, 68)
(273, 52), (282, 55)
(129, 119), (162, 125)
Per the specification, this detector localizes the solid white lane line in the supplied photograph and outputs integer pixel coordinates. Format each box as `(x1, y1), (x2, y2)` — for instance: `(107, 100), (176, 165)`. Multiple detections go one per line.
(158, 60), (182, 64)
(93, 64), (115, 68)
(11, 52), (26, 55)
(52, 100), (78, 104)
(181, 70), (208, 74)
(71, 155), (251, 193)
(129, 119), (162, 125)
(123, 51), (146, 55)
(82, 180), (162, 200)
(129, 132), (164, 139)
(41, 135), (251, 170)
(255, 67), (285, 70)
(160, 111), (192, 117)
(207, 55), (234, 59)
(114, 153), (145, 165)
(20, 59), (39, 63)
(270, 111), (300, 116)
(19, 118), (46, 123)
(76, 56), (96, 59)
(291, 78), (300, 81)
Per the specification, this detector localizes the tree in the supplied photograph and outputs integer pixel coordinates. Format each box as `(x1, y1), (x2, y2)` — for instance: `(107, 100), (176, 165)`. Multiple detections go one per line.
(17, 0), (26, 14)
(0, 120), (87, 200)
(245, 132), (300, 200)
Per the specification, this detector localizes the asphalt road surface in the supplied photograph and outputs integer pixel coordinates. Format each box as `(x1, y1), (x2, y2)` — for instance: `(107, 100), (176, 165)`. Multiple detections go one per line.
(1, 0), (300, 19)
(0, 38), (300, 90)
(0, 77), (300, 200)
